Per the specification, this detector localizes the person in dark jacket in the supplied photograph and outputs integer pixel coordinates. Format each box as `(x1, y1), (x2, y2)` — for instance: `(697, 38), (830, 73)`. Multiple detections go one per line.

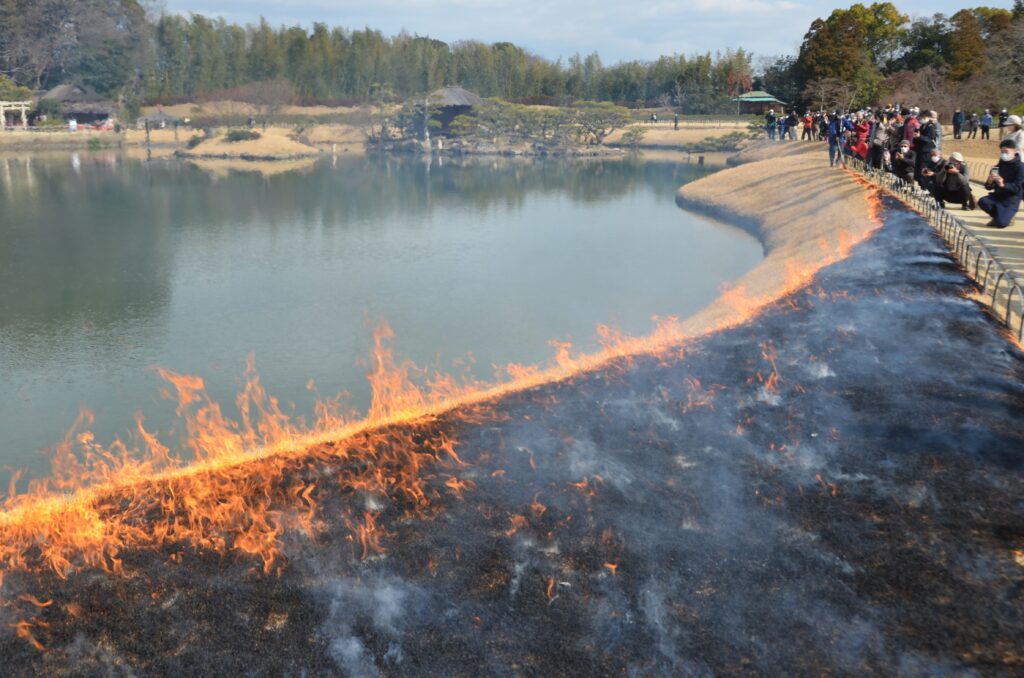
(893, 140), (916, 183)
(919, 147), (945, 192)
(978, 140), (1024, 228)
(826, 111), (845, 167)
(952, 108), (965, 139)
(912, 110), (940, 184)
(931, 152), (975, 210)
(998, 109), (1009, 139)
(765, 109), (777, 140)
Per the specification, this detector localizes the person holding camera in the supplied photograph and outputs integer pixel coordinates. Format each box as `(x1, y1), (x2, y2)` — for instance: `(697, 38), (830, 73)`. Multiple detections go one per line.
(919, 146), (945, 192)
(931, 152), (975, 211)
(978, 140), (1023, 228)
(893, 140), (916, 183)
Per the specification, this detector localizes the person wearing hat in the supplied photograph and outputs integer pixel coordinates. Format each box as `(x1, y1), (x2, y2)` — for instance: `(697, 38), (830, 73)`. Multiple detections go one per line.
(978, 140), (1023, 228)
(1004, 115), (1023, 158)
(931, 152), (975, 211)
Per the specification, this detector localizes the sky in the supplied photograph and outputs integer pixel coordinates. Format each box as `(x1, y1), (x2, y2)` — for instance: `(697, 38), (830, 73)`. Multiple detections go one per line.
(162, 1), (1016, 64)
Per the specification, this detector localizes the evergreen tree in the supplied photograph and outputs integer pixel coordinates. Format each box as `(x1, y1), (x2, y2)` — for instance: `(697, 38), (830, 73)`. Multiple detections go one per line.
(946, 10), (986, 81)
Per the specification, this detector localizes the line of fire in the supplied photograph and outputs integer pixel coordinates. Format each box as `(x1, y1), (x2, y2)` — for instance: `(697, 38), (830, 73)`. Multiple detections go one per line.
(0, 172), (1021, 675)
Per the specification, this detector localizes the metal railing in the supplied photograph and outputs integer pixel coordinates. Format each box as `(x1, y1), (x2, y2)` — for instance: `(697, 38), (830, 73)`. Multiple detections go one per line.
(848, 157), (1024, 341)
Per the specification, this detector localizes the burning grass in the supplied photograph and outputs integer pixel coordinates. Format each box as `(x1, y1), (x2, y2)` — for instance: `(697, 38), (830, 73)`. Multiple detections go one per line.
(5, 155), (1018, 674)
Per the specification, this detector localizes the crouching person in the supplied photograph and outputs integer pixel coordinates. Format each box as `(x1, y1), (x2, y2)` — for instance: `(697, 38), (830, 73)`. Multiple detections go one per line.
(893, 141), (916, 184)
(979, 140), (1024, 228)
(932, 152), (975, 211)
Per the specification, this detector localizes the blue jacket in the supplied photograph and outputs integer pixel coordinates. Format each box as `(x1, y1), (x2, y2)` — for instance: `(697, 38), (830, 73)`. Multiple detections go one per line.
(952, 111), (965, 125)
(981, 113), (993, 126)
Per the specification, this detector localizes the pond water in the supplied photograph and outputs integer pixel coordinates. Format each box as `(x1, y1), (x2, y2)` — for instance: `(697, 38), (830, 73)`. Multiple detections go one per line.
(0, 153), (761, 478)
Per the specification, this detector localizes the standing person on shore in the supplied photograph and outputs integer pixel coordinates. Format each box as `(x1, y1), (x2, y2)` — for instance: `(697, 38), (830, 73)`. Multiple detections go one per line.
(869, 110), (887, 169)
(998, 109), (1008, 139)
(913, 110), (940, 184)
(826, 111), (845, 167)
(979, 140), (1023, 228)
(787, 110), (799, 140)
(981, 110), (993, 140)
(1004, 115), (1023, 158)
(967, 112), (979, 139)
(802, 111), (814, 141)
(903, 108), (921, 143)
(765, 109), (776, 140)
(952, 108), (965, 139)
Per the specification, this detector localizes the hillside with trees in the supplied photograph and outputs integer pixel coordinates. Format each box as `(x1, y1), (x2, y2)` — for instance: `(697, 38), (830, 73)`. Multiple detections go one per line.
(0, 1), (1021, 116)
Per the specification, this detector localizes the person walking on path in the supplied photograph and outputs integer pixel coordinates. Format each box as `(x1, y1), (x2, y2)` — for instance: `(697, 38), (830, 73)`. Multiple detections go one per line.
(968, 112), (980, 139)
(981, 110), (993, 140)
(826, 111), (846, 167)
(998, 109), (1009, 139)
(979, 140), (1023, 228)
(952, 108), (965, 139)
(765, 109), (777, 140)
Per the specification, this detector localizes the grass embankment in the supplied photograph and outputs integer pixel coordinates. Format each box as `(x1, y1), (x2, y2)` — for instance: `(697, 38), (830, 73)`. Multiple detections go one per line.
(178, 127), (319, 160)
(676, 149), (883, 336)
(605, 122), (750, 150)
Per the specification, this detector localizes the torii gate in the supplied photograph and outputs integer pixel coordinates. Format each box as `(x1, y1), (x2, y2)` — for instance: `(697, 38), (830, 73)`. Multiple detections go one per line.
(0, 101), (32, 129)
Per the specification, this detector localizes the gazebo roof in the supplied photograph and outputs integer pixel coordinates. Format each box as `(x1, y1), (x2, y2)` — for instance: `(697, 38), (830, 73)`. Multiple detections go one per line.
(429, 86), (484, 108)
(733, 90), (787, 104)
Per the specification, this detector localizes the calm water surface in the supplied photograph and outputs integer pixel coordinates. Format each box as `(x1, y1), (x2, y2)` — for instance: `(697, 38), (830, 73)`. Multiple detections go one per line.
(0, 153), (761, 478)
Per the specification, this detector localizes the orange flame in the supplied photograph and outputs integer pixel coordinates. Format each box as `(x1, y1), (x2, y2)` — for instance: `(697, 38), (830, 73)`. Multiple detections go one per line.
(0, 179), (885, 653)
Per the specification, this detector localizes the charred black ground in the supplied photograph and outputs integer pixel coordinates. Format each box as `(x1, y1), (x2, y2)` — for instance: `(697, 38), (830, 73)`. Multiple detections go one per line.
(3, 198), (1023, 676)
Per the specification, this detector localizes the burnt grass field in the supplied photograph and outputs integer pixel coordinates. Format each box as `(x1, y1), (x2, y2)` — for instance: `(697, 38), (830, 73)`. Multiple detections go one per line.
(2, 198), (1023, 676)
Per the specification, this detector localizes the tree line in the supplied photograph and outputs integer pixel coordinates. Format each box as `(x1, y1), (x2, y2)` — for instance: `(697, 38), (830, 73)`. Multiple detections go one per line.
(0, 1), (752, 113)
(1, 1), (1021, 116)
(760, 2), (1024, 114)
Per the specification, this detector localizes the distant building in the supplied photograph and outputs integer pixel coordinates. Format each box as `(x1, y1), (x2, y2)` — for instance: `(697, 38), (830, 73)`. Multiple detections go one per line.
(41, 83), (117, 124)
(428, 86), (484, 134)
(732, 91), (788, 115)
(136, 110), (182, 129)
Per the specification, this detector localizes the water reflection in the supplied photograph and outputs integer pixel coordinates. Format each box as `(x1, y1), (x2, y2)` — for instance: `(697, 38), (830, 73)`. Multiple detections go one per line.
(0, 153), (760, 477)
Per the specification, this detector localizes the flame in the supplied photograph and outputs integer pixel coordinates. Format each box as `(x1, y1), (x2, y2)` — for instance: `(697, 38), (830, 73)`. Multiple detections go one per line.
(0, 182), (886, 651)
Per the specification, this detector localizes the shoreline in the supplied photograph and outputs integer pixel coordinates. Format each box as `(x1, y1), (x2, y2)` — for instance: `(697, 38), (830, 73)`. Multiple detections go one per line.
(0, 150), (883, 523)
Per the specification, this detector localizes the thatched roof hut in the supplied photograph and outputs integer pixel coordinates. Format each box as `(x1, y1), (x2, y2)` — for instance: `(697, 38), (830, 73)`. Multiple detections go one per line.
(428, 86), (484, 108)
(41, 83), (117, 121)
(426, 86), (483, 135)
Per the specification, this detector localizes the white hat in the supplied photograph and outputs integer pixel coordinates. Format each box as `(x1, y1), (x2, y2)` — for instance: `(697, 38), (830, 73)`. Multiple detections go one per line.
(950, 152), (964, 162)
(1007, 115), (1022, 127)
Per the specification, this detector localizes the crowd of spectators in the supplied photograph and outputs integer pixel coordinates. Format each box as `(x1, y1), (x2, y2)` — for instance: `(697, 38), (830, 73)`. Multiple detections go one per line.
(763, 106), (1023, 228)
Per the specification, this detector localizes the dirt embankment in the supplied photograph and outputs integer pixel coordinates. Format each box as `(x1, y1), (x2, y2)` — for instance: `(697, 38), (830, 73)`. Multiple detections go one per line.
(178, 127), (320, 161)
(676, 148), (881, 336)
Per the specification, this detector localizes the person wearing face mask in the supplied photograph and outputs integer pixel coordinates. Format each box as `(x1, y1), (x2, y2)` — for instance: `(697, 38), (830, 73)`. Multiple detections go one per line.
(978, 140), (1023, 228)
(1004, 115), (1023, 158)
(919, 147), (945, 192)
(931, 152), (975, 211)
(912, 110), (940, 185)
(893, 141), (916, 183)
